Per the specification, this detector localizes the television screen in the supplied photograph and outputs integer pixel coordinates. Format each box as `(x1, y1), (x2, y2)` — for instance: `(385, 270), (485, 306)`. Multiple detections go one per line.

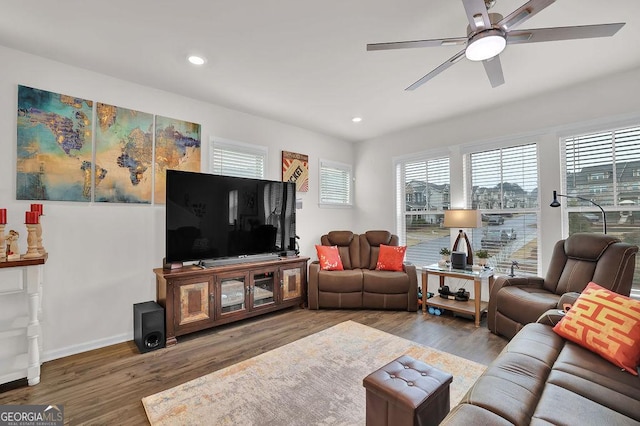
(166, 170), (296, 264)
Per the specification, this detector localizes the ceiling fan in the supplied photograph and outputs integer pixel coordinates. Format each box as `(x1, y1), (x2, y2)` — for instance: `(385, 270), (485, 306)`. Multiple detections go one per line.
(367, 0), (625, 90)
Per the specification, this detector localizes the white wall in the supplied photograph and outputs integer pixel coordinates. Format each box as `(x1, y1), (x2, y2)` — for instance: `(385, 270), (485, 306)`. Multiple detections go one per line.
(0, 45), (356, 360)
(354, 66), (640, 279)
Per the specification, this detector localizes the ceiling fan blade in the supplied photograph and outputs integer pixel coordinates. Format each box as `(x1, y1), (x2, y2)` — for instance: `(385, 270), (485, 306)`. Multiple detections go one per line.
(462, 0), (491, 31)
(405, 50), (466, 91)
(482, 55), (505, 88)
(367, 37), (467, 51)
(498, 0), (556, 31)
(507, 23), (625, 45)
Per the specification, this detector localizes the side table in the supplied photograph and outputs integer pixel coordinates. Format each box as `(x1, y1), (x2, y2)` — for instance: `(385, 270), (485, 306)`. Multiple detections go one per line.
(421, 264), (494, 327)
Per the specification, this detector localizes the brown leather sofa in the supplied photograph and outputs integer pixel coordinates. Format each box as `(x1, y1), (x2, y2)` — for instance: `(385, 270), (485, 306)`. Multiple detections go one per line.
(441, 322), (640, 425)
(488, 232), (638, 339)
(308, 230), (418, 311)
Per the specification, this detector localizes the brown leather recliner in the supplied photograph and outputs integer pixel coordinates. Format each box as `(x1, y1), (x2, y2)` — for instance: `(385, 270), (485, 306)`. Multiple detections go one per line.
(308, 230), (418, 311)
(488, 232), (638, 340)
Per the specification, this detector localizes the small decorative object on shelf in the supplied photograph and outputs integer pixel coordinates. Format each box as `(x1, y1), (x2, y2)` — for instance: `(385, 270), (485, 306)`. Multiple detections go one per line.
(6, 229), (21, 261)
(30, 204), (45, 255)
(438, 247), (451, 266)
(475, 249), (490, 267)
(24, 223), (41, 259)
(0, 209), (6, 260)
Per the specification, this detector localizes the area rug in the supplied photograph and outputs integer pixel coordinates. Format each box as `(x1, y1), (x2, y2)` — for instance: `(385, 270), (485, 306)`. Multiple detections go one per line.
(142, 320), (486, 425)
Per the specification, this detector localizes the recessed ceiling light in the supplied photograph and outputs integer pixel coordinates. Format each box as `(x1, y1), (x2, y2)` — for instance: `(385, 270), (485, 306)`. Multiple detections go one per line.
(352, 117), (362, 123)
(187, 55), (206, 65)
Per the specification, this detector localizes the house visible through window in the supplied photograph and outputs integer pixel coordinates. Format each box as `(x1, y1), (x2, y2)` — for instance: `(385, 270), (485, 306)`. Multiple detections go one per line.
(319, 159), (352, 206)
(562, 125), (640, 298)
(395, 156), (450, 266)
(468, 143), (539, 275)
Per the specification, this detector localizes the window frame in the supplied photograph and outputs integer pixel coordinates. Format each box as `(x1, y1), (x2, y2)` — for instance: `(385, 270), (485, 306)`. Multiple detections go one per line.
(465, 142), (541, 276)
(209, 137), (267, 179)
(318, 158), (353, 207)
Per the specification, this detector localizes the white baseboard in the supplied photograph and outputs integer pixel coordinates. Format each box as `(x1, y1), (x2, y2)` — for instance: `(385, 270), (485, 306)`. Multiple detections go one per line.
(42, 333), (130, 362)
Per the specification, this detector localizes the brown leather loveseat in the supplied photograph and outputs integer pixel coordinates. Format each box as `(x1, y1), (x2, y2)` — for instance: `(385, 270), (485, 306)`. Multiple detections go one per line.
(308, 230), (418, 311)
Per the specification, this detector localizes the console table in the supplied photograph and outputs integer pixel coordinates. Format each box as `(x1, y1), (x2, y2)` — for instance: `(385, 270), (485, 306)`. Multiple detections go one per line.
(0, 255), (47, 386)
(421, 264), (494, 327)
(155, 256), (308, 346)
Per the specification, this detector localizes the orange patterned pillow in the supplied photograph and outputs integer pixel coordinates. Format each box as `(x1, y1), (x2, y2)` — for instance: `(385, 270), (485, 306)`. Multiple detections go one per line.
(375, 244), (407, 272)
(315, 245), (344, 271)
(553, 282), (640, 375)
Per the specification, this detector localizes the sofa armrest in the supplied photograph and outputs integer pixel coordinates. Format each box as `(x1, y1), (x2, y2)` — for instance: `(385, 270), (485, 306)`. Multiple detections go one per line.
(403, 263), (418, 312)
(487, 276), (545, 333)
(308, 261), (321, 310)
(557, 292), (581, 311)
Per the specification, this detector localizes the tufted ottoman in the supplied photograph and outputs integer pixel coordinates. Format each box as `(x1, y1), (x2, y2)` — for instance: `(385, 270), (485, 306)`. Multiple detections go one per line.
(362, 355), (453, 426)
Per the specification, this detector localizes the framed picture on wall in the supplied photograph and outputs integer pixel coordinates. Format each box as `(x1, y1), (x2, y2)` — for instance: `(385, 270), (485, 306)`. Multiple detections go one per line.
(282, 151), (308, 192)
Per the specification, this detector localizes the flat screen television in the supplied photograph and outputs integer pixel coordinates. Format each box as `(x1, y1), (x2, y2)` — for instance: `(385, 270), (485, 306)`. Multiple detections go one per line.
(165, 170), (296, 265)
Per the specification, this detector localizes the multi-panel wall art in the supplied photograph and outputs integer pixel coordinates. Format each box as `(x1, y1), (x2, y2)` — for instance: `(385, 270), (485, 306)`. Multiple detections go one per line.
(154, 115), (201, 204)
(95, 103), (153, 203)
(15, 85), (201, 203)
(17, 85), (94, 201)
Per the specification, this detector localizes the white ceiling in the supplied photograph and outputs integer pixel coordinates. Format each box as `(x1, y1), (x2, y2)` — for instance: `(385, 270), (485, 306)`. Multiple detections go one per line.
(1, 0), (639, 142)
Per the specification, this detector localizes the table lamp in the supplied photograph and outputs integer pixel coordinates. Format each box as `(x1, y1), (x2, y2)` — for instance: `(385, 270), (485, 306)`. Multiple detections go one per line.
(443, 209), (481, 266)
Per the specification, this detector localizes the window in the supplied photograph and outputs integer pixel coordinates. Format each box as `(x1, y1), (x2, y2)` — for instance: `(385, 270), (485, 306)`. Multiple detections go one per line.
(562, 125), (640, 298)
(468, 143), (539, 275)
(395, 156), (450, 266)
(210, 138), (266, 178)
(319, 159), (353, 206)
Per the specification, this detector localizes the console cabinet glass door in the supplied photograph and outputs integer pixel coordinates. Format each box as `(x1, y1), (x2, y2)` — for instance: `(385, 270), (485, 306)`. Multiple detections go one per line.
(281, 265), (303, 301)
(173, 277), (215, 332)
(251, 270), (276, 309)
(219, 273), (249, 317)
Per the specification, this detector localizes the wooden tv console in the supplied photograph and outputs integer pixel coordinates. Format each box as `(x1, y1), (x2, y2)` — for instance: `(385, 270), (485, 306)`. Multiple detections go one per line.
(154, 256), (309, 346)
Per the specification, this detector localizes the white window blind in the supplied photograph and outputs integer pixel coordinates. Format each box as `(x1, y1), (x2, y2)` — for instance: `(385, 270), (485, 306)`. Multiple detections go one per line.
(562, 125), (640, 298)
(395, 156), (450, 266)
(210, 138), (266, 178)
(319, 159), (352, 206)
(468, 143), (539, 275)
(564, 126), (640, 207)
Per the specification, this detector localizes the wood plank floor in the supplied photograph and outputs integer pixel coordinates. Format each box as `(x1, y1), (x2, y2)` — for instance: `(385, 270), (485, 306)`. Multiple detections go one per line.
(0, 308), (508, 425)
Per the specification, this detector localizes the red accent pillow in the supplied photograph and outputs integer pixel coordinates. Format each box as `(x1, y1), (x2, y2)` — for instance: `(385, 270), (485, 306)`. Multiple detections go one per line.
(553, 282), (640, 375)
(375, 244), (407, 272)
(315, 245), (344, 271)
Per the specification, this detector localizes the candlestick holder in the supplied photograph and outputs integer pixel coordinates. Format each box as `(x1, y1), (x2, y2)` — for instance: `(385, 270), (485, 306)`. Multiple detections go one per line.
(24, 224), (42, 259)
(36, 218), (45, 255)
(0, 224), (5, 260)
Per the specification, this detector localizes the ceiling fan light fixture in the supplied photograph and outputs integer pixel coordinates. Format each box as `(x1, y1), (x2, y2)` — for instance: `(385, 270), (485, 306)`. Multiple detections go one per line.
(465, 29), (506, 61)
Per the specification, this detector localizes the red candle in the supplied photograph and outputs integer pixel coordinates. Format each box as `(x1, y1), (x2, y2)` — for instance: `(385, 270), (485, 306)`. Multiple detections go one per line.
(25, 211), (39, 224)
(30, 204), (43, 216)
(0, 208), (6, 224)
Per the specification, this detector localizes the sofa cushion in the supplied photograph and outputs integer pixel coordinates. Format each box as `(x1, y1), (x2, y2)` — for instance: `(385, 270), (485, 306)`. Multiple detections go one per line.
(497, 286), (560, 326)
(553, 282), (640, 375)
(315, 245), (344, 271)
(317, 269), (362, 292)
(362, 270), (410, 293)
(322, 231), (360, 269)
(375, 244), (406, 272)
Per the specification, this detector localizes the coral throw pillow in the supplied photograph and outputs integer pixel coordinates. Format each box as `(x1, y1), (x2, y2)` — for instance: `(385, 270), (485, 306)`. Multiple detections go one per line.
(315, 245), (344, 271)
(553, 282), (640, 375)
(375, 244), (407, 272)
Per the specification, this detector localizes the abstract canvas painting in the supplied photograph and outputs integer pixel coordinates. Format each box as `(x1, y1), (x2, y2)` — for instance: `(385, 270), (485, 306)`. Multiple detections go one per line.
(154, 115), (201, 204)
(95, 103), (153, 203)
(16, 85), (93, 201)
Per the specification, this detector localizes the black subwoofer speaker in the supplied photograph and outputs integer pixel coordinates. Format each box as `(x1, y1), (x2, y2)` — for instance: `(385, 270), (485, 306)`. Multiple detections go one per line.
(133, 301), (165, 353)
(451, 251), (467, 270)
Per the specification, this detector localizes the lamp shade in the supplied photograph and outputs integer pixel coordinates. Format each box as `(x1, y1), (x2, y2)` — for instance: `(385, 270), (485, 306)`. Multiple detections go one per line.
(443, 209), (481, 228)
